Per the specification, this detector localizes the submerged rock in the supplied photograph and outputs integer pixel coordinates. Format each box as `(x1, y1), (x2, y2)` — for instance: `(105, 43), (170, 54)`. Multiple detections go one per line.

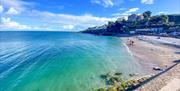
(115, 72), (122, 76)
(108, 77), (117, 85)
(108, 76), (123, 85)
(100, 73), (112, 80)
(100, 72), (124, 85)
(100, 74), (108, 79)
(97, 88), (106, 91)
(129, 73), (138, 77)
(97, 72), (152, 91)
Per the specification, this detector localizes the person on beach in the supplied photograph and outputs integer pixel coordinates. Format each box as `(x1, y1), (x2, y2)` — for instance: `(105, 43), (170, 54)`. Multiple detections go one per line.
(131, 40), (134, 45)
(128, 40), (134, 46)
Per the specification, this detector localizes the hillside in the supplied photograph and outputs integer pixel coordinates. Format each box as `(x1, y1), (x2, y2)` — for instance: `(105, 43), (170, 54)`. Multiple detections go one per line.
(82, 11), (180, 36)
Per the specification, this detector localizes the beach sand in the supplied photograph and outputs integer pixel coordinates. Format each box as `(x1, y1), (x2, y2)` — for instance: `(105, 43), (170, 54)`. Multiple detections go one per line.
(122, 35), (180, 91)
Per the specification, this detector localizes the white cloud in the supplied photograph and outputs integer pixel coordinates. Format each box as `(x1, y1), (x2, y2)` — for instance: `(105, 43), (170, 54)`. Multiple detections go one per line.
(0, 17), (53, 30)
(26, 10), (116, 30)
(112, 8), (139, 17)
(111, 13), (129, 20)
(91, 0), (114, 7)
(0, 0), (117, 31)
(125, 8), (139, 13)
(0, 10), (116, 31)
(63, 25), (75, 30)
(6, 7), (19, 15)
(0, 17), (31, 30)
(158, 11), (167, 15)
(0, 0), (34, 13)
(141, 0), (154, 4)
(0, 8), (116, 31)
(158, 12), (164, 14)
(91, 0), (123, 8)
(0, 5), (4, 13)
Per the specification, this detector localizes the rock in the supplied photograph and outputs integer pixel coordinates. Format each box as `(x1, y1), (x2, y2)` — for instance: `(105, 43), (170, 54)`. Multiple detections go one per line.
(107, 76), (122, 85)
(106, 72), (112, 77)
(100, 73), (112, 80)
(129, 73), (139, 77)
(126, 79), (138, 87)
(117, 85), (124, 91)
(153, 67), (162, 71)
(138, 78), (144, 83)
(100, 74), (108, 79)
(129, 73), (135, 77)
(97, 88), (106, 91)
(108, 77), (117, 85)
(121, 82), (127, 89)
(107, 86), (117, 91)
(115, 72), (122, 76)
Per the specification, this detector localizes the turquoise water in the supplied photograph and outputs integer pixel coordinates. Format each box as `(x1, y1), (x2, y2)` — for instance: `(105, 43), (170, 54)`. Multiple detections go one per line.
(0, 31), (144, 91)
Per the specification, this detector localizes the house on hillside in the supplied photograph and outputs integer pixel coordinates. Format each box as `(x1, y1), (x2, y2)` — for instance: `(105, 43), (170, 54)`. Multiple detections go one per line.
(137, 15), (144, 21)
(128, 14), (144, 22)
(168, 26), (180, 36)
(128, 14), (138, 22)
(135, 28), (164, 34)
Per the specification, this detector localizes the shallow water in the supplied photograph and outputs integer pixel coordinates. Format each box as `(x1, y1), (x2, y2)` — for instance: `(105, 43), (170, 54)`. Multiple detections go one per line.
(0, 31), (144, 91)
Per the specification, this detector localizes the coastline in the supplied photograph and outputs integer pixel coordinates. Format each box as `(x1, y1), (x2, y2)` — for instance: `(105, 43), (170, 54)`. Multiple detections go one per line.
(122, 35), (180, 91)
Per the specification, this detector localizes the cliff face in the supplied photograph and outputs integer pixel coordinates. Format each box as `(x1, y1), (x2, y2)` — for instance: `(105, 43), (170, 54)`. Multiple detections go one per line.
(82, 20), (128, 35)
(82, 25), (108, 35)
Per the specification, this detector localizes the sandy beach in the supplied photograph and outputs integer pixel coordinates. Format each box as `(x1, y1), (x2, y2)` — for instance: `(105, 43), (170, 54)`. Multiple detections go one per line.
(122, 35), (180, 91)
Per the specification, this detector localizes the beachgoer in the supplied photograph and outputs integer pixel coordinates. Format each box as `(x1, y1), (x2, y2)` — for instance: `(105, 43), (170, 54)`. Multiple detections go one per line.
(132, 40), (134, 45)
(129, 40), (132, 45)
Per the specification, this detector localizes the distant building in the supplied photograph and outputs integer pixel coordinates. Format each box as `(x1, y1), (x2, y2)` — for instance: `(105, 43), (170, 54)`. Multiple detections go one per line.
(169, 31), (180, 36)
(137, 15), (144, 21)
(128, 14), (144, 22)
(128, 14), (138, 22)
(136, 28), (164, 34)
(129, 31), (136, 34)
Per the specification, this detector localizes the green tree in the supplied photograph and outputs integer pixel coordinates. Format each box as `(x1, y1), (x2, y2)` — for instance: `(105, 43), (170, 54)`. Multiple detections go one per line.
(121, 18), (126, 23)
(150, 15), (168, 25)
(122, 26), (129, 32)
(161, 15), (169, 23)
(108, 21), (114, 26)
(143, 11), (152, 19)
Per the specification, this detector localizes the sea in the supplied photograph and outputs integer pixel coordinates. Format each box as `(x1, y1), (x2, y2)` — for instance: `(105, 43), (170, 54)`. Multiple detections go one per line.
(0, 31), (145, 91)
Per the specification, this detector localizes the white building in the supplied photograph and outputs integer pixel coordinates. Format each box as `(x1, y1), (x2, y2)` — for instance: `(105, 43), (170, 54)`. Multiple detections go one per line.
(137, 15), (144, 21)
(136, 28), (163, 32)
(128, 14), (138, 22)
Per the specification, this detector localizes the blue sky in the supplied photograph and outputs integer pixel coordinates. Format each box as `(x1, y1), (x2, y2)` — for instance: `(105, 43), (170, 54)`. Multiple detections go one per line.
(0, 0), (180, 31)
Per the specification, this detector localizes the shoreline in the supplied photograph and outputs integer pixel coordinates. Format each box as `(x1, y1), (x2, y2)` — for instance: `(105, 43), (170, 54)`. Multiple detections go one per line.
(121, 35), (180, 91)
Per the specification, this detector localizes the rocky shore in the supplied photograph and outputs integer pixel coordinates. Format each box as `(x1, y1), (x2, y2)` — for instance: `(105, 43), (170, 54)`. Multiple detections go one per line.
(96, 72), (154, 91)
